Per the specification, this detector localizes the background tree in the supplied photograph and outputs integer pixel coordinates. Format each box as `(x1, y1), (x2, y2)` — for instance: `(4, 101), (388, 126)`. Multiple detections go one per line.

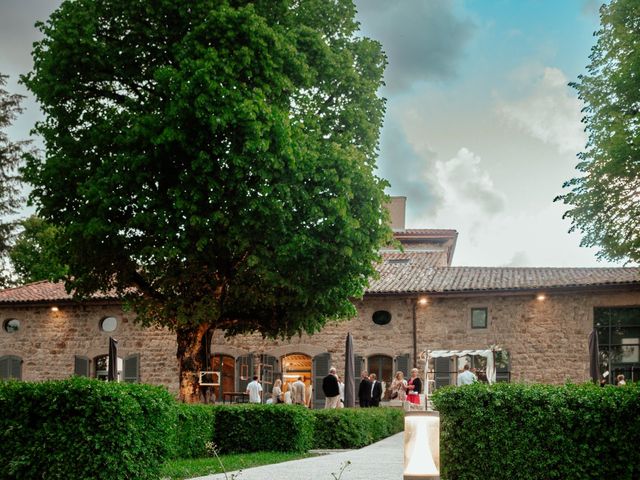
(558, 0), (640, 264)
(9, 215), (68, 284)
(0, 74), (27, 287)
(23, 0), (391, 400)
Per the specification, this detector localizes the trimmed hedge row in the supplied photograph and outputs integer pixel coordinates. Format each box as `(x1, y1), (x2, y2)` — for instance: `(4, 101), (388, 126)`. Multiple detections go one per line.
(312, 407), (404, 449)
(0, 378), (404, 479)
(212, 404), (315, 453)
(0, 377), (176, 480)
(432, 382), (640, 480)
(173, 403), (216, 459)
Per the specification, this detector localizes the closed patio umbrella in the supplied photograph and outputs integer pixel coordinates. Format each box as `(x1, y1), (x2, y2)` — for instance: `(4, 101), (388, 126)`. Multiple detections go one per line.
(588, 329), (600, 383)
(108, 337), (118, 382)
(344, 332), (355, 407)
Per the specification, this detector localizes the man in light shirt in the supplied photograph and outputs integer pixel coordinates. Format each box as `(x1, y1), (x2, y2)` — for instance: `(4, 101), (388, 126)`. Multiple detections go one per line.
(291, 376), (306, 405)
(246, 375), (263, 403)
(457, 364), (477, 386)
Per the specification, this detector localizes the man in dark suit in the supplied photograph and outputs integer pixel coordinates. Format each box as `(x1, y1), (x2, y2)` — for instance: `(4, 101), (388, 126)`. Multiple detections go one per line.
(369, 373), (383, 407)
(358, 370), (371, 407)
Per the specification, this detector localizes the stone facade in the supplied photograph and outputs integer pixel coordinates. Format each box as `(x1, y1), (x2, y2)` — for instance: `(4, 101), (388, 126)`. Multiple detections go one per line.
(1, 286), (640, 398)
(0, 302), (178, 394)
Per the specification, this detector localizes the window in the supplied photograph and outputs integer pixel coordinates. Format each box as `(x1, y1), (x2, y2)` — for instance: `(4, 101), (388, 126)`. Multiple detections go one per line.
(0, 355), (22, 380)
(100, 316), (118, 332)
(368, 355), (393, 384)
(372, 310), (392, 326)
(3, 318), (20, 333)
(595, 307), (640, 384)
(471, 308), (488, 329)
(94, 354), (122, 381)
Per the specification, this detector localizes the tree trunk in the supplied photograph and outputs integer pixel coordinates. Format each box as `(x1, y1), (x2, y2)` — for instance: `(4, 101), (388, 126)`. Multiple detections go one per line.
(176, 322), (211, 403)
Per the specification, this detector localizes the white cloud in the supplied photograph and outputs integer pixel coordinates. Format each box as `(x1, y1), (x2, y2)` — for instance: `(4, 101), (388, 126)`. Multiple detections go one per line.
(435, 147), (506, 216)
(496, 67), (586, 155)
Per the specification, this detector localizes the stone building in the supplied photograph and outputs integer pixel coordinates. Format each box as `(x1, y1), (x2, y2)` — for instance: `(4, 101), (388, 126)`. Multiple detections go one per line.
(1, 198), (639, 406)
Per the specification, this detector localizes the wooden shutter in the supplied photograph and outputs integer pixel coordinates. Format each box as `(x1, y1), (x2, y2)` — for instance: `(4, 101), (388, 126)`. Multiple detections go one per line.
(395, 354), (411, 379)
(74, 356), (90, 377)
(0, 356), (22, 380)
(123, 354), (140, 383)
(312, 352), (331, 410)
(236, 354), (253, 393)
(354, 355), (363, 405)
(434, 356), (451, 389)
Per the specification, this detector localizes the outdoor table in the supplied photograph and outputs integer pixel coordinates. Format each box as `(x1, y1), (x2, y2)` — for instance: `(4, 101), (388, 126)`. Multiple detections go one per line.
(222, 392), (249, 404)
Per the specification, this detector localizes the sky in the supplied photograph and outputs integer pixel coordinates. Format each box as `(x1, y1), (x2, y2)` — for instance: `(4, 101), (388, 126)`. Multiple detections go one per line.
(0, 0), (624, 268)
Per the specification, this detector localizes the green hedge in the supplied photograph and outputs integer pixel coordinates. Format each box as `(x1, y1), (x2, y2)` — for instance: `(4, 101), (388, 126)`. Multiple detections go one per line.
(212, 404), (315, 453)
(312, 407), (404, 449)
(0, 377), (176, 480)
(173, 403), (216, 459)
(432, 382), (640, 480)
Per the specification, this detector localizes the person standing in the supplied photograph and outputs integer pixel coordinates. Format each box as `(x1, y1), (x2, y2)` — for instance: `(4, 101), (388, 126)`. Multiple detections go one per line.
(337, 374), (345, 408)
(272, 379), (283, 404)
(291, 376), (306, 405)
(246, 375), (263, 404)
(457, 364), (477, 386)
(390, 371), (408, 401)
(358, 370), (371, 407)
(406, 368), (422, 406)
(322, 367), (341, 408)
(369, 373), (383, 407)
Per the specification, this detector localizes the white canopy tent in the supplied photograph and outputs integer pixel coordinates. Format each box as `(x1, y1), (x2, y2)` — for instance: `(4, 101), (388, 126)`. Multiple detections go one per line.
(422, 347), (503, 388)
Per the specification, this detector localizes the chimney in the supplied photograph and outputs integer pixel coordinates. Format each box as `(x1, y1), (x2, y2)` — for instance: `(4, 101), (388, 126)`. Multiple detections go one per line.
(387, 196), (406, 231)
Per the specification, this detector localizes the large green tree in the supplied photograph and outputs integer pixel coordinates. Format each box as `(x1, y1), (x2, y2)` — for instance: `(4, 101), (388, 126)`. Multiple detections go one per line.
(0, 74), (27, 287)
(23, 0), (391, 400)
(558, 0), (640, 264)
(9, 215), (68, 284)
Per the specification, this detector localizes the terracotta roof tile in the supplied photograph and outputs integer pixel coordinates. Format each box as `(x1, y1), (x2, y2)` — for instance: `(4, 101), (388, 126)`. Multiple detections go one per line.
(367, 265), (640, 294)
(1, 263), (639, 303)
(0, 280), (118, 304)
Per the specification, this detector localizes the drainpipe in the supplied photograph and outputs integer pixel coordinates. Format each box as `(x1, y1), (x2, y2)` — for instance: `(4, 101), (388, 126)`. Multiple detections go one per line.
(412, 298), (418, 368)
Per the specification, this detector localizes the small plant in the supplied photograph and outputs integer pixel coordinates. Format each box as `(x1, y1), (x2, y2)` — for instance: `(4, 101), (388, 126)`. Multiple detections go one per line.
(207, 442), (242, 480)
(331, 460), (351, 480)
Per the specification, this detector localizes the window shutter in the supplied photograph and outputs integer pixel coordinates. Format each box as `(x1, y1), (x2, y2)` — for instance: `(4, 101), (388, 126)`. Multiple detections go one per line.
(435, 356), (451, 389)
(236, 354), (253, 393)
(0, 356), (22, 380)
(260, 354), (278, 397)
(123, 354), (140, 383)
(312, 352), (331, 410)
(74, 356), (90, 377)
(395, 354), (411, 379)
(354, 355), (363, 405)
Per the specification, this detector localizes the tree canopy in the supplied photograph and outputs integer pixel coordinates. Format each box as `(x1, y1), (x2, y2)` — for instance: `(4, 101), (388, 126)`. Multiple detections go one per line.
(9, 215), (68, 284)
(23, 0), (391, 342)
(558, 0), (640, 264)
(0, 74), (27, 287)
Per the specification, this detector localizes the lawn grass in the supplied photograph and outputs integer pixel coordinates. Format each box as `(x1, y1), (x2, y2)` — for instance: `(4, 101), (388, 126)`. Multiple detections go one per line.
(160, 451), (313, 480)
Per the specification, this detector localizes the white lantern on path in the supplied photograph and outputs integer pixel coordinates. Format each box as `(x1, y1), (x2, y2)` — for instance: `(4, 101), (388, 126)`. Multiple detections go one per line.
(403, 411), (440, 479)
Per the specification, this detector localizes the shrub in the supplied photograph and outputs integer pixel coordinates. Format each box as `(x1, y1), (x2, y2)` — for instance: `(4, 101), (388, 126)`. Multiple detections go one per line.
(312, 407), (404, 449)
(0, 377), (176, 480)
(432, 382), (640, 480)
(173, 403), (216, 459)
(212, 404), (314, 453)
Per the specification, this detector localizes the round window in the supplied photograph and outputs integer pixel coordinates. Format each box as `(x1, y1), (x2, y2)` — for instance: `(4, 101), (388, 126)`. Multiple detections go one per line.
(100, 316), (118, 332)
(3, 318), (20, 333)
(372, 310), (392, 326)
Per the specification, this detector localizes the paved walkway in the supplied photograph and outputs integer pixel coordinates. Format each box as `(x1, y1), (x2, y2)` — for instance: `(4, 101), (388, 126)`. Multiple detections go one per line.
(191, 432), (404, 480)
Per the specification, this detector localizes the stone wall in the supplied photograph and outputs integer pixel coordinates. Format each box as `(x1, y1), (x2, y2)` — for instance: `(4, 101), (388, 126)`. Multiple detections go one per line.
(0, 302), (179, 394)
(2, 288), (639, 395)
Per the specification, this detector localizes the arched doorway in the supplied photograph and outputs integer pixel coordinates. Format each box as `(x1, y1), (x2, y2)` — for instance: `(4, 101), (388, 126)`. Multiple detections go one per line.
(282, 353), (312, 405)
(210, 354), (235, 402)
